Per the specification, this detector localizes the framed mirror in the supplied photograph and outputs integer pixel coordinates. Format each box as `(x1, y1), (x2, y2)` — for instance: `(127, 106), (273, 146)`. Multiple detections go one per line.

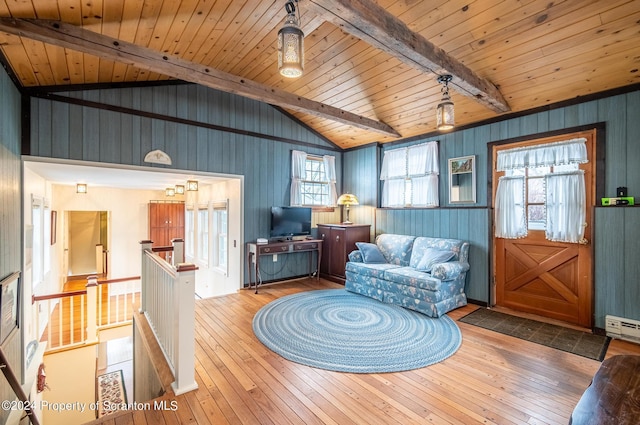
(448, 155), (476, 203)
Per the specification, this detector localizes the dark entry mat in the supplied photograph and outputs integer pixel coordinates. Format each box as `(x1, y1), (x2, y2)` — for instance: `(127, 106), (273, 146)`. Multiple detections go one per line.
(459, 308), (610, 361)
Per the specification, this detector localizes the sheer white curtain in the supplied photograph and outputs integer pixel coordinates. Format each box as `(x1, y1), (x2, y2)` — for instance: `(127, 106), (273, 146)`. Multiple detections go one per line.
(407, 142), (439, 176)
(380, 141), (438, 207)
(495, 176), (527, 239)
(496, 138), (587, 171)
(323, 155), (338, 206)
(545, 171), (586, 243)
(412, 175), (439, 206)
(495, 137), (588, 242)
(290, 150), (307, 206)
(381, 179), (406, 207)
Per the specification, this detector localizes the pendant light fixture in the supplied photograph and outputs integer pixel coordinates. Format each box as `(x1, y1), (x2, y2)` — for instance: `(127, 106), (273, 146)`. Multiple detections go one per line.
(436, 75), (454, 131)
(278, 0), (304, 78)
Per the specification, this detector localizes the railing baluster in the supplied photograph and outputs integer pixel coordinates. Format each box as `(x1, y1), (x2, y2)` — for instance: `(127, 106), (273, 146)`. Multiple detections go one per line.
(70, 295), (75, 344)
(81, 294), (85, 341)
(98, 282), (103, 327)
(58, 298), (63, 347)
(47, 300), (52, 344)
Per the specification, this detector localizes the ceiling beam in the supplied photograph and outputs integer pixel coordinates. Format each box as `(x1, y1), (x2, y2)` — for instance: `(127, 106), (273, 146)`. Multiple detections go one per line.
(308, 0), (511, 114)
(0, 18), (400, 138)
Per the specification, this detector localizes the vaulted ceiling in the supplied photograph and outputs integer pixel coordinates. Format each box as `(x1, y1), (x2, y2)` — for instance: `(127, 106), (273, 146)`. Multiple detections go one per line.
(0, 0), (638, 149)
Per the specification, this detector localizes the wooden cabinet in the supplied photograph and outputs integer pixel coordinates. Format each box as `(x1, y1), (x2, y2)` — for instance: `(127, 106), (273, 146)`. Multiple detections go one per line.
(318, 224), (370, 282)
(149, 202), (185, 259)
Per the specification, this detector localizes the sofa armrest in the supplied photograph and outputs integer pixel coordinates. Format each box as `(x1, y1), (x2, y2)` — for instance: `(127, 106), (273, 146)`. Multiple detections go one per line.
(431, 261), (470, 280)
(348, 250), (364, 263)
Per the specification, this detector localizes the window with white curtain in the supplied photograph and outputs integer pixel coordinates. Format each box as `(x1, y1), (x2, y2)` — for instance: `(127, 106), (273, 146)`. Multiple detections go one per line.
(495, 138), (587, 242)
(290, 150), (337, 207)
(380, 141), (439, 207)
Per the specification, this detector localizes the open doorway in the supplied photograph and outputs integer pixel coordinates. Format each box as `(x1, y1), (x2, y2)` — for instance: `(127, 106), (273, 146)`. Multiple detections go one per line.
(24, 158), (245, 297)
(65, 210), (109, 279)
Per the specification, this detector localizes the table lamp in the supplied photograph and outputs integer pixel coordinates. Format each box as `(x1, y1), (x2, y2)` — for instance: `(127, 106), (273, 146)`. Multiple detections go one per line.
(337, 193), (359, 224)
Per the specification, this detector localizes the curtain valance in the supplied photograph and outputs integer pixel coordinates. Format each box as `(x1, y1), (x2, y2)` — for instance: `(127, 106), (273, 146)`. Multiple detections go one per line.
(496, 138), (587, 171)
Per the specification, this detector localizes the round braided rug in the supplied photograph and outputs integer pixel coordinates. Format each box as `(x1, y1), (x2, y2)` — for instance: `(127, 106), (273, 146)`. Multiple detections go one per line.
(252, 289), (461, 373)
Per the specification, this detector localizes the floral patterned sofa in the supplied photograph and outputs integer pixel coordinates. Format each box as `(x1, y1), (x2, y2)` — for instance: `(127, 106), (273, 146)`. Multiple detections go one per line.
(344, 234), (470, 317)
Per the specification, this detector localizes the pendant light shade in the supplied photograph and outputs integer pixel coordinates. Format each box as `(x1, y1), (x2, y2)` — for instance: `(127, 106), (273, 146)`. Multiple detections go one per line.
(278, 1), (304, 78)
(436, 75), (454, 131)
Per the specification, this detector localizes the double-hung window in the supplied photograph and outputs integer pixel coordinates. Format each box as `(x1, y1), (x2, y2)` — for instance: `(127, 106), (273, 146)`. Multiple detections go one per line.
(380, 141), (439, 207)
(185, 206), (195, 258)
(290, 150), (337, 207)
(212, 201), (228, 273)
(197, 205), (209, 265)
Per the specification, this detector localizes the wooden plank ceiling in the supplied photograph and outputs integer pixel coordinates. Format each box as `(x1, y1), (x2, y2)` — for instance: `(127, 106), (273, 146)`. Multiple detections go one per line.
(0, 0), (638, 149)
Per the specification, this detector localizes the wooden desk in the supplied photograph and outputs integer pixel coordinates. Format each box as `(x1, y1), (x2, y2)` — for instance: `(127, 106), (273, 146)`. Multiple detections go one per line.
(570, 355), (640, 424)
(246, 239), (322, 293)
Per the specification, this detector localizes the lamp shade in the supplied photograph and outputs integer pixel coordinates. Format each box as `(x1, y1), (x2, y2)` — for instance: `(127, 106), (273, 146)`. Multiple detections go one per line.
(186, 180), (198, 191)
(436, 74), (454, 131)
(436, 98), (455, 131)
(337, 193), (359, 206)
(278, 2), (304, 78)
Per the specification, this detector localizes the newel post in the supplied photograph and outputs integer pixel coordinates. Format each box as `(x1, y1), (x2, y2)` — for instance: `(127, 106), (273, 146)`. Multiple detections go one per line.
(86, 275), (99, 343)
(172, 263), (199, 395)
(172, 238), (184, 266)
(139, 240), (154, 313)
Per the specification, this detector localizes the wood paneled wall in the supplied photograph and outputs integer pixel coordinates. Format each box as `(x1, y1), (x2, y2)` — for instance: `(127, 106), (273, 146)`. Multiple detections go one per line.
(29, 84), (341, 282)
(595, 207), (640, 326)
(0, 61), (23, 423)
(344, 89), (640, 328)
(26, 79), (640, 327)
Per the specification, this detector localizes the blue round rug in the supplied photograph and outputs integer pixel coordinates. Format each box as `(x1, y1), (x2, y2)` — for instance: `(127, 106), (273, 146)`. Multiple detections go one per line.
(252, 289), (461, 373)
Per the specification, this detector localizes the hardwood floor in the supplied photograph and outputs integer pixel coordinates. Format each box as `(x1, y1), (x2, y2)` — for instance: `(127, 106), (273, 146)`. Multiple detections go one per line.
(88, 279), (640, 425)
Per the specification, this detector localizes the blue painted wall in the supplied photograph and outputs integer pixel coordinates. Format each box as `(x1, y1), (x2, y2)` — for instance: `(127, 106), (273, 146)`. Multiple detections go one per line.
(27, 79), (640, 328)
(0, 63), (24, 420)
(30, 84), (341, 282)
(344, 89), (640, 328)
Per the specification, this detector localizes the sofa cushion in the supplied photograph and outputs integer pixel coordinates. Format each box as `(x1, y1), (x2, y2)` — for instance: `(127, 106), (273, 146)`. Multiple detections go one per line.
(356, 242), (387, 263)
(383, 267), (443, 291)
(415, 248), (455, 272)
(410, 236), (467, 267)
(376, 234), (416, 266)
(345, 261), (401, 279)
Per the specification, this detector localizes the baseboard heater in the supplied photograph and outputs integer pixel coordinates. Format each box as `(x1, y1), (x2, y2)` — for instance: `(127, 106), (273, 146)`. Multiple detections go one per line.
(605, 315), (640, 343)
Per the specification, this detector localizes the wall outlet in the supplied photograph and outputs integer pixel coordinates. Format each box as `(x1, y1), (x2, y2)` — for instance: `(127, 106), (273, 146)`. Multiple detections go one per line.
(273, 254), (278, 262)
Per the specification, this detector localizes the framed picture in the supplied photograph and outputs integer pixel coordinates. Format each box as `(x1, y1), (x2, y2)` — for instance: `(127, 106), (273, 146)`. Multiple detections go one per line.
(51, 210), (57, 245)
(448, 155), (476, 203)
(0, 272), (20, 345)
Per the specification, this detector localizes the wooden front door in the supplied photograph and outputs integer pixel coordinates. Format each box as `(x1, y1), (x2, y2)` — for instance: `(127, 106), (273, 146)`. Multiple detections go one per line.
(493, 130), (596, 327)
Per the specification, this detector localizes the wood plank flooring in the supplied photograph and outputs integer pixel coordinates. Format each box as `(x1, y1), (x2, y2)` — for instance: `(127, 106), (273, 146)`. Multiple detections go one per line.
(88, 279), (640, 425)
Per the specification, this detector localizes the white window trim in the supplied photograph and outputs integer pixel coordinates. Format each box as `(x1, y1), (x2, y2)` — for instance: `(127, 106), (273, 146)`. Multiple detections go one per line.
(290, 150), (337, 208)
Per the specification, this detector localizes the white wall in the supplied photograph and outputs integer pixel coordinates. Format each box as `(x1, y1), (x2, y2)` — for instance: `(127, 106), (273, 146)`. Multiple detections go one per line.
(41, 345), (97, 425)
(68, 211), (101, 275)
(22, 167), (55, 366)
